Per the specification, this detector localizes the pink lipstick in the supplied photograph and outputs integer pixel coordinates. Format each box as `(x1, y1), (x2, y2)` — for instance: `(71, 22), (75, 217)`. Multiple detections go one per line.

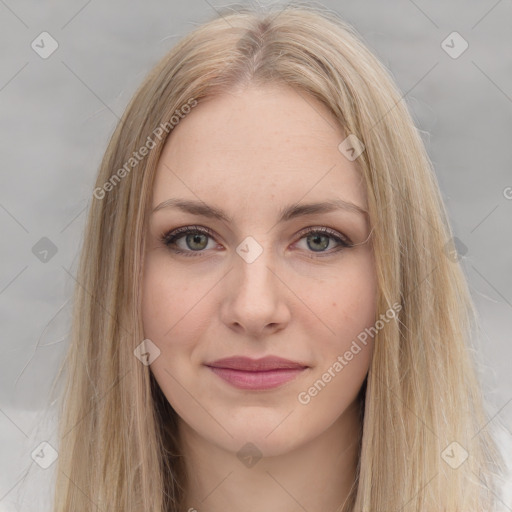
(204, 356), (308, 390)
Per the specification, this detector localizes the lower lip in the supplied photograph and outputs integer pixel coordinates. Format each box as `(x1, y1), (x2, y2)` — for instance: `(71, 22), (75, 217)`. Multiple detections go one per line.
(206, 366), (307, 390)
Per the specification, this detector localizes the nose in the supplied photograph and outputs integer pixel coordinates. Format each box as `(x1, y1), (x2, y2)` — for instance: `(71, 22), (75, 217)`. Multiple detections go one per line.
(219, 240), (291, 338)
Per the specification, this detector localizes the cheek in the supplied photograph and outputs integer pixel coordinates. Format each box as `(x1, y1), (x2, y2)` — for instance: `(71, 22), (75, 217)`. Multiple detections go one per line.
(141, 255), (206, 411)
(142, 266), (177, 341)
(307, 252), (378, 356)
(295, 259), (377, 422)
(141, 252), (207, 342)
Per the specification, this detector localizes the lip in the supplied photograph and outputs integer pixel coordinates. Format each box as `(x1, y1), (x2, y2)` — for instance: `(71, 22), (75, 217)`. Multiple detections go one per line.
(206, 356), (308, 371)
(204, 356), (309, 390)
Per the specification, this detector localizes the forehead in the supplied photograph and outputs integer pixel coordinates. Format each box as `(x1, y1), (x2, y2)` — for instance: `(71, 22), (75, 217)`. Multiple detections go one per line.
(153, 84), (366, 209)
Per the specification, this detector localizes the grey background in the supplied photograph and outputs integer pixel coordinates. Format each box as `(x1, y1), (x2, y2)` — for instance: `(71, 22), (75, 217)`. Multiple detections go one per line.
(0, 0), (511, 510)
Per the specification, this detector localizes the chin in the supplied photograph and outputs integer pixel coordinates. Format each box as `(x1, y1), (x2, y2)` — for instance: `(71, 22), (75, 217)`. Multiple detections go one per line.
(222, 415), (313, 459)
(224, 431), (304, 460)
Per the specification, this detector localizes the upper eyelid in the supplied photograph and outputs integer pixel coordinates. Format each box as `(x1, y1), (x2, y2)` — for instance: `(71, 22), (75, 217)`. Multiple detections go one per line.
(161, 225), (352, 247)
(295, 226), (352, 245)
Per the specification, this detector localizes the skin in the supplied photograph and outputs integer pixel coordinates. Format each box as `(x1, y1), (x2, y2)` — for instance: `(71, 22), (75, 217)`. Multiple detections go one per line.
(142, 83), (377, 511)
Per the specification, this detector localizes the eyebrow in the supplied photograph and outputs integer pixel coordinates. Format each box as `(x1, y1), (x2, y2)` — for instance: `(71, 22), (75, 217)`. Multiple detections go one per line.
(152, 197), (368, 224)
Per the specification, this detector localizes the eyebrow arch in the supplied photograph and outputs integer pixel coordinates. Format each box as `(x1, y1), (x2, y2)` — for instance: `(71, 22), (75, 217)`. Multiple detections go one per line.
(152, 198), (368, 224)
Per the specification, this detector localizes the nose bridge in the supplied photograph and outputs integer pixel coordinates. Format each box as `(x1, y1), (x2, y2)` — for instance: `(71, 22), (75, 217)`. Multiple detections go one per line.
(234, 234), (276, 300)
(221, 233), (289, 335)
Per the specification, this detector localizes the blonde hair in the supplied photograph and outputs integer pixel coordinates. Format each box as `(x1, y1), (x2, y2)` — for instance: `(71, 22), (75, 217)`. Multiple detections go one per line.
(51, 2), (505, 511)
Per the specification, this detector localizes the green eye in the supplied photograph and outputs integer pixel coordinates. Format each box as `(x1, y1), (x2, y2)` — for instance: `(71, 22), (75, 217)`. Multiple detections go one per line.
(160, 225), (352, 258)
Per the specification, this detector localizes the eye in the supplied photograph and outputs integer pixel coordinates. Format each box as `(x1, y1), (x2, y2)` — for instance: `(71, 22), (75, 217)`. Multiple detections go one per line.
(160, 225), (217, 257)
(160, 225), (353, 258)
(292, 226), (352, 258)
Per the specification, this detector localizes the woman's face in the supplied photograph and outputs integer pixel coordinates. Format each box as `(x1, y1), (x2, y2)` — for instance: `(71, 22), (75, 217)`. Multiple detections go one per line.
(142, 84), (377, 457)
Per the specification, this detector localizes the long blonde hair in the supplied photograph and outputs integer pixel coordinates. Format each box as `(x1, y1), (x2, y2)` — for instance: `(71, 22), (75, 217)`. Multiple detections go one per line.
(51, 2), (505, 510)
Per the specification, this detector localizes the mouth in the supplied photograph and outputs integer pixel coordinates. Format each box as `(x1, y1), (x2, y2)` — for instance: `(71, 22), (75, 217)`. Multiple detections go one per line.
(204, 356), (309, 390)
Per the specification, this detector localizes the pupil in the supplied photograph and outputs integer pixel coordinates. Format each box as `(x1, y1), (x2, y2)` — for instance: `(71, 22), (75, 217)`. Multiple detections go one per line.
(309, 234), (328, 251)
(188, 233), (207, 250)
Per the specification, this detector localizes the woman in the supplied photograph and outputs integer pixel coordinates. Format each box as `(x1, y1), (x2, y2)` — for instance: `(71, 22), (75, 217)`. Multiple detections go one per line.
(51, 3), (506, 511)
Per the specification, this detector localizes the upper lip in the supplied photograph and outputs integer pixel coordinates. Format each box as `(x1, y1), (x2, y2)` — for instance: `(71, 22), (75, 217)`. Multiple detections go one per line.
(205, 356), (309, 371)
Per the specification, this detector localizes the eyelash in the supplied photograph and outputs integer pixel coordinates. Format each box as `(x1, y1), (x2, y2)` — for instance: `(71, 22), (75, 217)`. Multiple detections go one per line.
(159, 225), (353, 258)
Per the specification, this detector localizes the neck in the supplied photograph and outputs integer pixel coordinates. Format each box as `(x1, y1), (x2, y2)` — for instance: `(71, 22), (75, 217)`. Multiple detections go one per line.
(178, 399), (362, 512)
